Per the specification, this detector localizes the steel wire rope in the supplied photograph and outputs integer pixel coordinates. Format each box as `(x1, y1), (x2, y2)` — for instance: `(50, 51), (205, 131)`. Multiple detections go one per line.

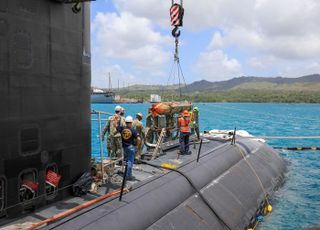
(177, 60), (188, 94)
(172, 61), (178, 98)
(162, 61), (176, 100)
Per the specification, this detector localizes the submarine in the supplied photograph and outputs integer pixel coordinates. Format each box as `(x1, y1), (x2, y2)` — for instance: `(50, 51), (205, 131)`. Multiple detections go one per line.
(0, 0), (91, 219)
(0, 0), (286, 229)
(43, 137), (285, 230)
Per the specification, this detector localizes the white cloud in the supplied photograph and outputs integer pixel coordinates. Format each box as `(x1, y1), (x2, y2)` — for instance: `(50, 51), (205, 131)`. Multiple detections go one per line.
(113, 0), (320, 73)
(281, 61), (320, 77)
(208, 32), (224, 50)
(113, 0), (257, 31)
(91, 0), (320, 84)
(113, 0), (169, 27)
(196, 49), (243, 81)
(92, 11), (171, 84)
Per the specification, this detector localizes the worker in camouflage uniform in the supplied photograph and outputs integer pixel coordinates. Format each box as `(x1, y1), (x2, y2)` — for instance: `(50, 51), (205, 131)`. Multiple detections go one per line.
(146, 109), (155, 145)
(190, 107), (200, 140)
(119, 107), (126, 126)
(101, 106), (123, 159)
(133, 113), (144, 161)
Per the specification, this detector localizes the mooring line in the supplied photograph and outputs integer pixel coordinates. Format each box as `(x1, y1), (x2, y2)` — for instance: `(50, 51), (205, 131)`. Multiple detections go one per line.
(243, 136), (320, 140)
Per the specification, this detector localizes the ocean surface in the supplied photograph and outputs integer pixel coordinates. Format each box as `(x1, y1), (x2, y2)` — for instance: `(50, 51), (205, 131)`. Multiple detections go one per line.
(91, 103), (320, 230)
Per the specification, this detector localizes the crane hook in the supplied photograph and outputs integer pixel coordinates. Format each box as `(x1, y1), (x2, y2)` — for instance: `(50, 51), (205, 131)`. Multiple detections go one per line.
(172, 26), (181, 38)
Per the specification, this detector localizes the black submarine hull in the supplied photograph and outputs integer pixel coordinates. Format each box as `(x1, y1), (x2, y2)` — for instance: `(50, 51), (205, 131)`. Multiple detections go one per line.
(48, 139), (286, 230)
(0, 0), (91, 218)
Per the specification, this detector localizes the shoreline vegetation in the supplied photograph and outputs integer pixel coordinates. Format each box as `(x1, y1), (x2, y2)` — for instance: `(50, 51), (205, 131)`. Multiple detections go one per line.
(94, 74), (320, 103)
(118, 90), (320, 103)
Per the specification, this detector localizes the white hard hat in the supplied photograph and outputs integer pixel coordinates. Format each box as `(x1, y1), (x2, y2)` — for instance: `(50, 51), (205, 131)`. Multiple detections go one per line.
(125, 116), (133, 123)
(115, 105), (122, 112)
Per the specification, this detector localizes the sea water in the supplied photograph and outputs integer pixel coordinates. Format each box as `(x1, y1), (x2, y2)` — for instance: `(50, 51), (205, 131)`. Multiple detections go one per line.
(91, 103), (320, 229)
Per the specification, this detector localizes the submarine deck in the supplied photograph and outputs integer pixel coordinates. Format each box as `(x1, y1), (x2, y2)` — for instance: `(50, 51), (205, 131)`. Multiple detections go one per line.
(1, 137), (225, 229)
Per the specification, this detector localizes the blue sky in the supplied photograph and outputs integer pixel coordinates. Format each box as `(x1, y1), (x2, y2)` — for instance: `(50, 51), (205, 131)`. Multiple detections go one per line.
(90, 0), (320, 87)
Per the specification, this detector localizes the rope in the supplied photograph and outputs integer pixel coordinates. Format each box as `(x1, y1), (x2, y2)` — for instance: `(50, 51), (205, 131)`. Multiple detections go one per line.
(234, 144), (270, 206)
(273, 146), (320, 151)
(141, 160), (232, 230)
(178, 59), (188, 93)
(249, 136), (320, 139)
(233, 144), (273, 230)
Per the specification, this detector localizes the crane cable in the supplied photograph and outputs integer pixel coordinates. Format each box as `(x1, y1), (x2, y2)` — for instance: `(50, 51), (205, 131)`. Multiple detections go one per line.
(167, 0), (188, 98)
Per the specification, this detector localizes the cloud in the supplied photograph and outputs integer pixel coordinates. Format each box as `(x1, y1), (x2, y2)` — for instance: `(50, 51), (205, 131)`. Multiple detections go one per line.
(91, 64), (136, 88)
(113, 0), (320, 61)
(196, 49), (243, 81)
(113, 0), (169, 27)
(247, 56), (320, 77)
(91, 0), (320, 84)
(281, 61), (320, 77)
(208, 32), (224, 50)
(92, 11), (171, 83)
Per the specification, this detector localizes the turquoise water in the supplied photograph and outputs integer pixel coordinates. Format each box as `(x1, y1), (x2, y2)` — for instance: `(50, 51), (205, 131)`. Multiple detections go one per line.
(91, 103), (320, 230)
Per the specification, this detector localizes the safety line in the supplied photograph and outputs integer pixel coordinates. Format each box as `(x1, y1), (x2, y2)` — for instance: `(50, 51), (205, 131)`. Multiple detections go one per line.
(234, 144), (270, 206)
(233, 144), (273, 230)
(244, 136), (320, 139)
(273, 146), (320, 151)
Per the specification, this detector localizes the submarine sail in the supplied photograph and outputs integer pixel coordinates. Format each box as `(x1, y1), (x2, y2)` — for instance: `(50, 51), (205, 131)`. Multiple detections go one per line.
(0, 0), (91, 218)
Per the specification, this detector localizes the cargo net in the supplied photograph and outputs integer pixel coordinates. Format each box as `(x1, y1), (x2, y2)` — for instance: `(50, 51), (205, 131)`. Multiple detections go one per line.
(145, 102), (192, 147)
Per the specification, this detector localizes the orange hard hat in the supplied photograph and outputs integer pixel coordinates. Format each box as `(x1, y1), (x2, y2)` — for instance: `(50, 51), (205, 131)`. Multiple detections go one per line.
(183, 110), (190, 117)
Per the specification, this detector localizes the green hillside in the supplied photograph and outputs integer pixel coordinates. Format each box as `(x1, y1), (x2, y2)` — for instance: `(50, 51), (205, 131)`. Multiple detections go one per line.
(95, 74), (320, 103)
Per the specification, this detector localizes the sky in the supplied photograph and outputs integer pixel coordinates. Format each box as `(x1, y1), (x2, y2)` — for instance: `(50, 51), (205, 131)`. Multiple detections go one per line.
(90, 0), (320, 87)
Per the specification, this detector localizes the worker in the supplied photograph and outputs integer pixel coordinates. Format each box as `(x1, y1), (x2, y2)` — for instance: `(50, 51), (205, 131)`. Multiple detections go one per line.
(101, 105), (123, 160)
(119, 107), (126, 126)
(145, 109), (155, 145)
(133, 113), (144, 161)
(115, 116), (141, 180)
(178, 110), (191, 155)
(190, 107), (200, 140)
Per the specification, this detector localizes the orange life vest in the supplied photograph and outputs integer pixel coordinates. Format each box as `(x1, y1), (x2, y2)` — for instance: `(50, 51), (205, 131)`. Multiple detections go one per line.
(178, 117), (190, 133)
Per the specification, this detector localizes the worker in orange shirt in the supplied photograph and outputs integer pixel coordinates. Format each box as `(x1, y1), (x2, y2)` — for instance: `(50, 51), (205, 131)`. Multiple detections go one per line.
(178, 110), (191, 155)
